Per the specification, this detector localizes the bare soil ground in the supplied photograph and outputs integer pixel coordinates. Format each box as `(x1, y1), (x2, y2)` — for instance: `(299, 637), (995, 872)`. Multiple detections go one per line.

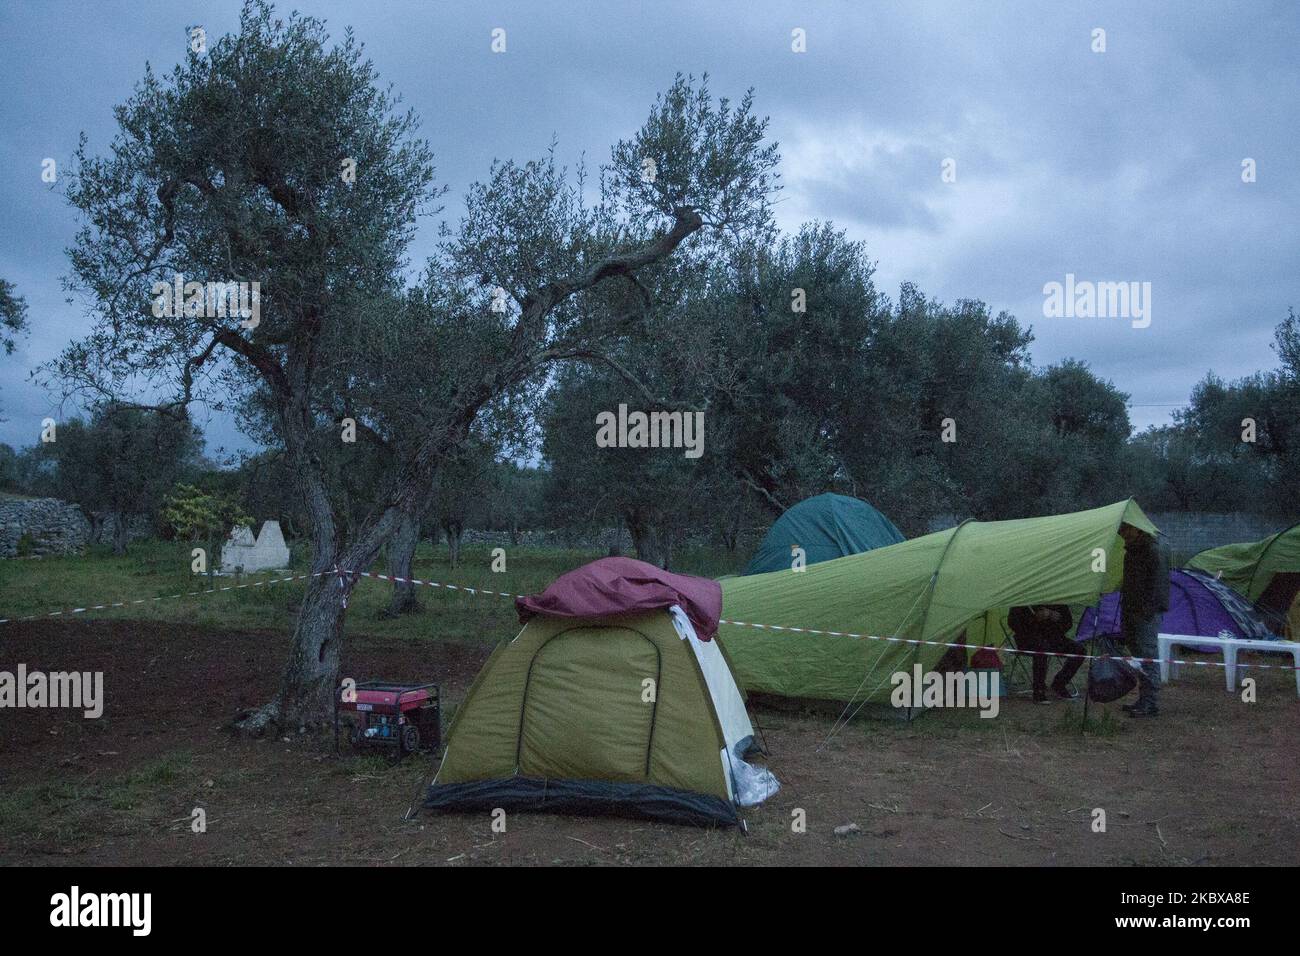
(2, 619), (1298, 866)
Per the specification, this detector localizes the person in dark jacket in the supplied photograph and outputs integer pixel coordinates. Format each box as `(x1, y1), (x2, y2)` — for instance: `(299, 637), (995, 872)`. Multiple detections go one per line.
(1118, 526), (1171, 718)
(1009, 603), (1080, 703)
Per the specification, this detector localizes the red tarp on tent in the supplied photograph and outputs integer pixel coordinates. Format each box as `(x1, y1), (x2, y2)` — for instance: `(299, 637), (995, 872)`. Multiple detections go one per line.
(515, 557), (723, 640)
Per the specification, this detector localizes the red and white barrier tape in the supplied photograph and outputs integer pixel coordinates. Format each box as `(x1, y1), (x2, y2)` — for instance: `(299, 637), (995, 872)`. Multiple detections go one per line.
(4, 565), (1298, 674)
(350, 569), (521, 601)
(0, 571), (324, 626)
(356, 570), (1300, 674)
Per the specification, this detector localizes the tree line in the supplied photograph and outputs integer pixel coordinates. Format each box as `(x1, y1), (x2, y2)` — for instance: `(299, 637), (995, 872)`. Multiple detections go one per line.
(5, 305), (1297, 564)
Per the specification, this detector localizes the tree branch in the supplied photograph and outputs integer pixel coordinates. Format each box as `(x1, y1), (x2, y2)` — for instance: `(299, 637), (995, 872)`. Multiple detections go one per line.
(213, 328), (290, 396)
(519, 206), (704, 319)
(547, 348), (709, 413)
(738, 469), (787, 516)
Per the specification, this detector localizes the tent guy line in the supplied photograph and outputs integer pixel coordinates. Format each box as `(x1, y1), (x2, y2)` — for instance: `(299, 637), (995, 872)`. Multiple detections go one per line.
(6, 565), (1298, 676)
(823, 580), (932, 745)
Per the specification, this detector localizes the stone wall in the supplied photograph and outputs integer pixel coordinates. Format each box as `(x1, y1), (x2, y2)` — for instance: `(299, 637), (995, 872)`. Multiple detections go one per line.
(0, 496), (156, 558)
(0, 497), (92, 558)
(89, 512), (154, 548)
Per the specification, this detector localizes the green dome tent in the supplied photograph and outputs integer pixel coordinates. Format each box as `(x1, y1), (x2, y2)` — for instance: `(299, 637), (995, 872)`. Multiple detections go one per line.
(719, 499), (1158, 704)
(743, 492), (905, 576)
(425, 559), (778, 827)
(1187, 522), (1300, 636)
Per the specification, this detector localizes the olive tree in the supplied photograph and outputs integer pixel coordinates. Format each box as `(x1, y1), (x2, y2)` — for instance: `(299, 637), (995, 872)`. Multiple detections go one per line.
(46, 405), (203, 554)
(52, 2), (778, 730)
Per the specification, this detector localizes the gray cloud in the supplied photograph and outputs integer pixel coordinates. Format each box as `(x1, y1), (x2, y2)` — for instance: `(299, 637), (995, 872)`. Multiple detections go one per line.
(1, 0), (1295, 447)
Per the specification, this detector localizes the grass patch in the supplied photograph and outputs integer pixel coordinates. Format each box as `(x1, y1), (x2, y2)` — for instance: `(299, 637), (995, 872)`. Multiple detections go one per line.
(0, 751), (195, 848)
(0, 539), (750, 643)
(1050, 704), (1129, 737)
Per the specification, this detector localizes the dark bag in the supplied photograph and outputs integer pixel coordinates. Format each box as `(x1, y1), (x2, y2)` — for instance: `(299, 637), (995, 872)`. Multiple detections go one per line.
(1087, 638), (1139, 703)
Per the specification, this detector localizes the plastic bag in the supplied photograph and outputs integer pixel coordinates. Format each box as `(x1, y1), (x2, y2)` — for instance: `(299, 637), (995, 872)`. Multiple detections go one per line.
(1087, 638), (1140, 703)
(729, 743), (780, 807)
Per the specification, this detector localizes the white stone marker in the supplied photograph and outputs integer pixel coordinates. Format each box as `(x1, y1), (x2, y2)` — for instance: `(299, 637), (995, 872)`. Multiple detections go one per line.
(219, 520), (291, 574)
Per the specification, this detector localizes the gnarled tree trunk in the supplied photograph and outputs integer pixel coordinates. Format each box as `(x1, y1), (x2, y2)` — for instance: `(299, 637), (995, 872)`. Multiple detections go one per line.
(233, 442), (403, 733)
(235, 531), (387, 734)
(260, 570), (349, 731)
(444, 518), (463, 568)
(383, 511), (422, 617)
(722, 502), (742, 553)
(626, 510), (652, 562)
(655, 528), (674, 571)
(111, 512), (130, 557)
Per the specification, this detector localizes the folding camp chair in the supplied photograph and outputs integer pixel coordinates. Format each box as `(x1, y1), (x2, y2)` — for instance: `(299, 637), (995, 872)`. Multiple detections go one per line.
(999, 613), (1089, 700)
(996, 619), (1034, 696)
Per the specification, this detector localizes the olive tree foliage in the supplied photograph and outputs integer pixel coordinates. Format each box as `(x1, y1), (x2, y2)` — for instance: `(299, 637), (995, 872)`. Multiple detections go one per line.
(542, 220), (1142, 549)
(50, 1), (779, 730)
(0, 279), (28, 356)
(692, 232), (1125, 532)
(1135, 310), (1300, 514)
(0, 443), (51, 494)
(428, 439), (500, 570)
(161, 482), (252, 543)
(541, 221), (900, 539)
(1011, 359), (1134, 513)
(44, 405), (204, 554)
(0, 278), (30, 418)
(537, 220), (770, 566)
(541, 366), (729, 569)
(705, 222), (887, 514)
(482, 461), (547, 545)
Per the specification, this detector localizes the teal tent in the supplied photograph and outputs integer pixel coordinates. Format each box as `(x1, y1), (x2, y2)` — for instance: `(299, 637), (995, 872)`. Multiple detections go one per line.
(743, 493), (905, 576)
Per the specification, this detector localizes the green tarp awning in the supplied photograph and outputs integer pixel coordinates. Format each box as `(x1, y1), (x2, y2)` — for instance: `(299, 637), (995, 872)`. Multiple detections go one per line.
(719, 499), (1157, 703)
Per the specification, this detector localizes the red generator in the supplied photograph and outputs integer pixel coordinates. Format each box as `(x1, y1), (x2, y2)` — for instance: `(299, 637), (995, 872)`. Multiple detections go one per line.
(335, 681), (441, 760)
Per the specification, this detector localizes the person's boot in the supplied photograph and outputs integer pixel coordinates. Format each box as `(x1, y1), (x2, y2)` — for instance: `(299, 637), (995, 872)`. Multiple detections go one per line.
(1127, 700), (1159, 718)
(1051, 680), (1079, 700)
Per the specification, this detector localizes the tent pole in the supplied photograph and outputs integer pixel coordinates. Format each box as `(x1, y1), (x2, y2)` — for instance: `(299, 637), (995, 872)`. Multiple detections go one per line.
(902, 520), (972, 724)
(748, 705), (773, 756)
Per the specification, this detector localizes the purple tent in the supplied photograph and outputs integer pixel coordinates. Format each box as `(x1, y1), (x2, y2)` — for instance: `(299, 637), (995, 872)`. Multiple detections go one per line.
(1077, 568), (1277, 651)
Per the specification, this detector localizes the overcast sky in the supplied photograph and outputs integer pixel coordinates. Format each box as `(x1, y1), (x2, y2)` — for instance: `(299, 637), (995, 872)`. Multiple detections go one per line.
(1, 0), (1297, 457)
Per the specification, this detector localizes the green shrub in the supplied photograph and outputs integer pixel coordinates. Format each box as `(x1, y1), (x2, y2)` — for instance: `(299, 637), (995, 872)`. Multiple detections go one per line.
(161, 483), (252, 542)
